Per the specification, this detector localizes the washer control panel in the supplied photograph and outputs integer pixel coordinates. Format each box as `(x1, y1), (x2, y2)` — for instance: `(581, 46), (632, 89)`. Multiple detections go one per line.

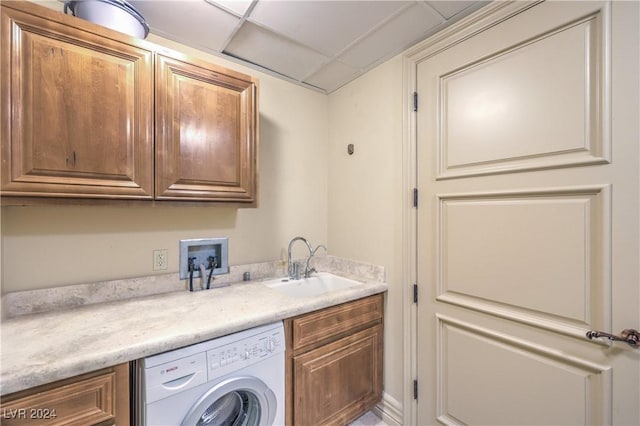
(206, 326), (284, 379)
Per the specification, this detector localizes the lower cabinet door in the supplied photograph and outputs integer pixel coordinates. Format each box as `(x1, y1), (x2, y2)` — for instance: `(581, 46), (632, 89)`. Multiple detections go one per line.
(293, 324), (383, 426)
(0, 363), (129, 426)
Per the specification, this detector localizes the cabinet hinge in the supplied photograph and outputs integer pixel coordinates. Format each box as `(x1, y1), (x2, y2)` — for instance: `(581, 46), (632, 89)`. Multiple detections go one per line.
(413, 188), (418, 208)
(413, 379), (418, 400)
(413, 92), (418, 112)
(413, 284), (418, 304)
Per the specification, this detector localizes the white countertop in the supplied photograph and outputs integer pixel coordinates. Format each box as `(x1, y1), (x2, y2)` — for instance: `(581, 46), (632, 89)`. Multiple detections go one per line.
(0, 275), (387, 395)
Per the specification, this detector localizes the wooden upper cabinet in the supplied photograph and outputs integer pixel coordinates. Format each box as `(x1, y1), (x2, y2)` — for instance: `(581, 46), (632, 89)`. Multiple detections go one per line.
(1, 1), (259, 206)
(155, 53), (258, 204)
(0, 2), (154, 199)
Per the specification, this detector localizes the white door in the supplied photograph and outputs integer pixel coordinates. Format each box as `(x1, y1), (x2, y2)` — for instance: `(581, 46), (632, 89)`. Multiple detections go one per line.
(415, 1), (639, 424)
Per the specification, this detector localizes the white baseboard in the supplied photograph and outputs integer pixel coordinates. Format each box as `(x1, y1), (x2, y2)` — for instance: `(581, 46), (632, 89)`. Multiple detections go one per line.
(373, 392), (403, 426)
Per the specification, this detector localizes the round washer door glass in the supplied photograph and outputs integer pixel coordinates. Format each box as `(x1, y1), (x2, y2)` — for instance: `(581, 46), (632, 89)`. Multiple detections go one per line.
(181, 377), (277, 426)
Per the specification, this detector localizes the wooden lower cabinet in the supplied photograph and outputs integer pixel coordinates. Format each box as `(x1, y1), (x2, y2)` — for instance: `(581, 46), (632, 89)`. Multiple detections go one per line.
(0, 363), (130, 426)
(285, 294), (384, 426)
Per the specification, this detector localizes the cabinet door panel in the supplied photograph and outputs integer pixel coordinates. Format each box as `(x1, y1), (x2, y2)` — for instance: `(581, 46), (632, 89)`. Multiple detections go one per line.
(1, 5), (153, 198)
(177, 78), (239, 184)
(0, 363), (129, 426)
(293, 324), (383, 426)
(155, 54), (258, 203)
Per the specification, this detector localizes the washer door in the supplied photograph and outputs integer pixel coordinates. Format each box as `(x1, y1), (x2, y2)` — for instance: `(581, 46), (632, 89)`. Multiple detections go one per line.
(181, 376), (277, 426)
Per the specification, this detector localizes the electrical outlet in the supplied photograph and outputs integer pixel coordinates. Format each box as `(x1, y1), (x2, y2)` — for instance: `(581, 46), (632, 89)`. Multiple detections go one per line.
(153, 249), (168, 271)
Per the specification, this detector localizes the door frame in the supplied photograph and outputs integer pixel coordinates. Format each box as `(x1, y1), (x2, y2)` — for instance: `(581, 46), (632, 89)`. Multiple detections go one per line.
(400, 2), (545, 424)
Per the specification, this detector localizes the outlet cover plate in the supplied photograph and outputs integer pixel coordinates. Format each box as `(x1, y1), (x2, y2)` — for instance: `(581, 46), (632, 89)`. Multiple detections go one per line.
(153, 249), (168, 271)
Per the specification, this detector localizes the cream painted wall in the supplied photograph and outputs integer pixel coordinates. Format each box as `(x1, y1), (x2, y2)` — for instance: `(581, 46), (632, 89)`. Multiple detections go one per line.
(327, 56), (405, 412)
(1, 1), (406, 416)
(0, 32), (329, 293)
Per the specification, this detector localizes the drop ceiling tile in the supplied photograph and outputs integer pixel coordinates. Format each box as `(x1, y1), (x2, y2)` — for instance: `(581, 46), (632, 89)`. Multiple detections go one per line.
(206, 0), (253, 17)
(225, 22), (330, 81)
(339, 2), (443, 69)
(131, 0), (239, 51)
(128, 0), (487, 93)
(303, 60), (359, 92)
(427, 1), (477, 19)
(248, 0), (411, 56)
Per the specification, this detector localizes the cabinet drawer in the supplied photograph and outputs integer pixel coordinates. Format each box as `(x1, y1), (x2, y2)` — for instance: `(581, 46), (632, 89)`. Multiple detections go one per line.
(0, 364), (129, 426)
(290, 294), (383, 351)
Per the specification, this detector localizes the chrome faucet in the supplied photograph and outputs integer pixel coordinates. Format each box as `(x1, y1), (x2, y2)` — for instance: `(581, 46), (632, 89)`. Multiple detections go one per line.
(304, 244), (327, 278)
(287, 237), (327, 279)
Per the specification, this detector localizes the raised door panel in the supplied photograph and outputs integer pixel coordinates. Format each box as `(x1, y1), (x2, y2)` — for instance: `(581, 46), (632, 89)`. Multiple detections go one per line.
(437, 186), (609, 331)
(415, 1), (639, 425)
(1, 4), (153, 199)
(435, 4), (609, 179)
(155, 53), (258, 203)
(293, 324), (383, 426)
(435, 316), (610, 425)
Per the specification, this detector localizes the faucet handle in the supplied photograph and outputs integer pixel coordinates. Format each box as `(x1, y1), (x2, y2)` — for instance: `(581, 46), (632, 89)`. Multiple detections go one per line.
(312, 244), (327, 255)
(292, 262), (301, 280)
(305, 267), (317, 278)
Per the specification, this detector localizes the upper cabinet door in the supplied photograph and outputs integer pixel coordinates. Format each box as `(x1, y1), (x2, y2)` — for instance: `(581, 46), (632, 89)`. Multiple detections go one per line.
(155, 53), (258, 204)
(0, 3), (154, 199)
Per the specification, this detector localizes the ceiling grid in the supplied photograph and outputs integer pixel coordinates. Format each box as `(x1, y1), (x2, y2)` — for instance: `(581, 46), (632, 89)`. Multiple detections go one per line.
(130, 0), (487, 93)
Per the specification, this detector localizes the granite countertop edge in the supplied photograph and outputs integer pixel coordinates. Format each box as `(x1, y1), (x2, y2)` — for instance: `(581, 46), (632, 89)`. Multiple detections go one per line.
(0, 275), (387, 396)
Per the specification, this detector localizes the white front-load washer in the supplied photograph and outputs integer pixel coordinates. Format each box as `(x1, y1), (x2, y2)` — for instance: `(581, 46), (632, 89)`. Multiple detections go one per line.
(138, 321), (285, 426)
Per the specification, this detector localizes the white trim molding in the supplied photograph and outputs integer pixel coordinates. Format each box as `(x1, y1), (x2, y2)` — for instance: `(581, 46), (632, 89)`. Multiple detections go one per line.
(373, 391), (404, 426)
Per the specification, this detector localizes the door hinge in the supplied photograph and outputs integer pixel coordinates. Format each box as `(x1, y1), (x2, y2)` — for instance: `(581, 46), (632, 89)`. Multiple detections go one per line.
(413, 379), (418, 400)
(413, 188), (418, 208)
(413, 92), (418, 112)
(413, 284), (418, 304)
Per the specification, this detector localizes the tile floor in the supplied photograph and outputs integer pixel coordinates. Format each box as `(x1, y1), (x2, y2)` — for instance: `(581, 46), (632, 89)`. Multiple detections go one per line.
(349, 411), (388, 426)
